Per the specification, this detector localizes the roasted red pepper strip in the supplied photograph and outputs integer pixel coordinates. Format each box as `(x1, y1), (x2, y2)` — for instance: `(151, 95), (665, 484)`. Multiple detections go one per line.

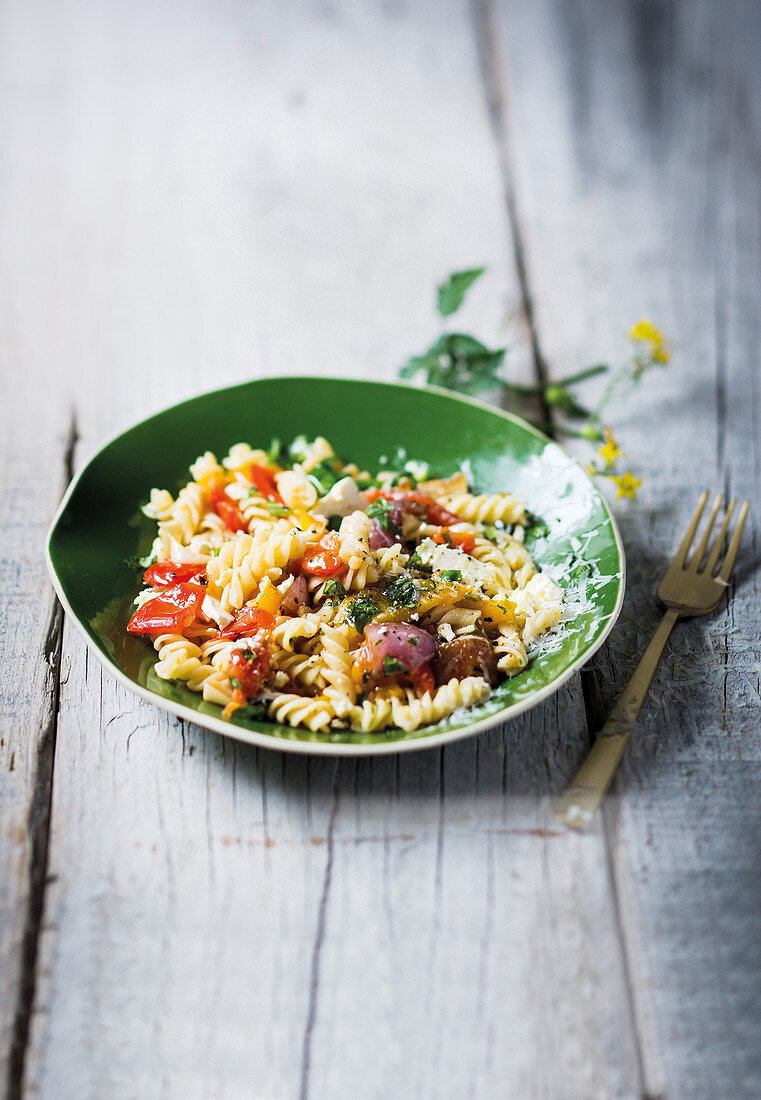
(209, 484), (248, 532)
(248, 464), (284, 504)
(143, 561), (207, 587)
(218, 606), (276, 640)
(127, 582), (205, 635)
(431, 529), (476, 553)
(301, 532), (344, 576)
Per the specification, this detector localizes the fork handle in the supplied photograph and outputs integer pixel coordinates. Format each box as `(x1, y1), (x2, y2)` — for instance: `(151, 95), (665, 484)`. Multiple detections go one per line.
(555, 607), (680, 828)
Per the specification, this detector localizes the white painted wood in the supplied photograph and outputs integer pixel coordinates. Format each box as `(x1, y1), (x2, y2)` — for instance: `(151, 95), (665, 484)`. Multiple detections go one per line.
(7, 0), (759, 1096)
(0, 1), (76, 1079)
(491, 1), (761, 1095)
(0, 0), (648, 1097)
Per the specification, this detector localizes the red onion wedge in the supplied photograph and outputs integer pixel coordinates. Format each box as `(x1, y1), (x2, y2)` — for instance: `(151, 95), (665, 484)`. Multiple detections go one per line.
(280, 573), (309, 614)
(363, 621), (437, 673)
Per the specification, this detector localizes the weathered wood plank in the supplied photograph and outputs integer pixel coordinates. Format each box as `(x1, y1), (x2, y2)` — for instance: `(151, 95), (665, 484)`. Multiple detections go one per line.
(491, 0), (761, 1095)
(0, 5), (78, 1087)
(6, 0), (650, 1096)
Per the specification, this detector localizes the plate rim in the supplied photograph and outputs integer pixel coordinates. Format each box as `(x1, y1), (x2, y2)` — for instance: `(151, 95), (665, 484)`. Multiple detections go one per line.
(45, 375), (627, 756)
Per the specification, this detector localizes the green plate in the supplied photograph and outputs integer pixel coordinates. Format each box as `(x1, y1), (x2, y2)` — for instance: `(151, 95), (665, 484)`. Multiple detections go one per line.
(46, 376), (625, 755)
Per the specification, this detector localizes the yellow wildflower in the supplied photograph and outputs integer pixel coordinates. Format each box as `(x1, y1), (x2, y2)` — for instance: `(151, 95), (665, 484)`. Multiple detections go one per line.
(598, 428), (623, 468)
(629, 318), (670, 364)
(607, 471), (642, 500)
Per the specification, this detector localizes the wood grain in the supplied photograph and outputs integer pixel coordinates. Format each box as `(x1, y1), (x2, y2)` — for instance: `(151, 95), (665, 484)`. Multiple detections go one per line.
(1, 1), (639, 1097)
(0, 4), (78, 1081)
(490, 0), (761, 1095)
(1, 0), (758, 1096)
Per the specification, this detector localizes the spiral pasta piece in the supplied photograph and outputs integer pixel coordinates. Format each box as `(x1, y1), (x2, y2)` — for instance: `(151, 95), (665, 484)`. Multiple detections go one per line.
(439, 492), (526, 526)
(374, 543), (409, 576)
(267, 693), (335, 731)
(320, 623), (355, 714)
(338, 511), (379, 591)
(389, 676), (491, 732)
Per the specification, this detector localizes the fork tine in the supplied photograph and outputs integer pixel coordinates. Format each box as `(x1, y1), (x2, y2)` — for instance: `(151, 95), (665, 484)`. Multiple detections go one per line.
(688, 494), (723, 571)
(673, 491), (708, 568)
(717, 500), (749, 582)
(704, 497), (736, 574)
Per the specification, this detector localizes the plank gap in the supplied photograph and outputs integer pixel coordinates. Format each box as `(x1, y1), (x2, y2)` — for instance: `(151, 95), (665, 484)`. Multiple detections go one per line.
(4, 411), (78, 1100)
(298, 765), (341, 1100)
(470, 0), (555, 433)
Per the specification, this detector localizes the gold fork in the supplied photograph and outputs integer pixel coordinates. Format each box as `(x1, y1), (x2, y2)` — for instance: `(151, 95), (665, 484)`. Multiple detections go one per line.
(556, 492), (749, 830)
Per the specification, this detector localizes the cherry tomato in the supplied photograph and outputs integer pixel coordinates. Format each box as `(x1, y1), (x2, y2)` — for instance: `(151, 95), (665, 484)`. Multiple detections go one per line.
(364, 488), (460, 527)
(209, 484), (248, 533)
(431, 529), (476, 553)
(143, 561), (207, 587)
(127, 582), (205, 635)
(301, 532), (344, 576)
(248, 464), (284, 503)
(227, 636), (271, 702)
(218, 606), (276, 640)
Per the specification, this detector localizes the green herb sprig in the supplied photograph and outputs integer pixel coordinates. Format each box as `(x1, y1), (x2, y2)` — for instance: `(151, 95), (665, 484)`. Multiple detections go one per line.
(400, 268), (671, 499)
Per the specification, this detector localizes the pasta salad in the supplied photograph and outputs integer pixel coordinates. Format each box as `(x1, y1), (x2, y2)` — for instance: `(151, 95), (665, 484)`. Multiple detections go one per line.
(126, 436), (564, 733)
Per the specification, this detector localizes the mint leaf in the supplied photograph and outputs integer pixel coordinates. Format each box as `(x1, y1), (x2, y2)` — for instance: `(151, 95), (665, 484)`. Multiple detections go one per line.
(346, 595), (378, 632)
(436, 268), (486, 317)
(323, 579), (347, 603)
(384, 573), (418, 608)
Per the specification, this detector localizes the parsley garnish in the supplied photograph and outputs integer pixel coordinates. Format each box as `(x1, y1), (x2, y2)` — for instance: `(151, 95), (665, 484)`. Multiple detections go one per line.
(439, 569), (463, 582)
(267, 502), (291, 517)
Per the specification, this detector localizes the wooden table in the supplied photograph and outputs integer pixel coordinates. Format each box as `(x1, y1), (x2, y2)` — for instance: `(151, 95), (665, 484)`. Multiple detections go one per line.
(3, 1), (760, 1096)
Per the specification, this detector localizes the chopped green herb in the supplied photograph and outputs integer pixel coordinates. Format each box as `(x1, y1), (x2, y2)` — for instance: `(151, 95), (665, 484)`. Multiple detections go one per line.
(439, 569), (463, 582)
(346, 594), (378, 633)
(323, 579), (347, 603)
(326, 515), (343, 531)
(568, 557), (594, 582)
(307, 460), (341, 495)
(524, 516), (550, 541)
(267, 502), (291, 517)
(288, 434), (310, 463)
(229, 677), (242, 691)
(384, 573), (418, 608)
(408, 550), (433, 574)
(383, 656), (406, 676)
(266, 437), (284, 463)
